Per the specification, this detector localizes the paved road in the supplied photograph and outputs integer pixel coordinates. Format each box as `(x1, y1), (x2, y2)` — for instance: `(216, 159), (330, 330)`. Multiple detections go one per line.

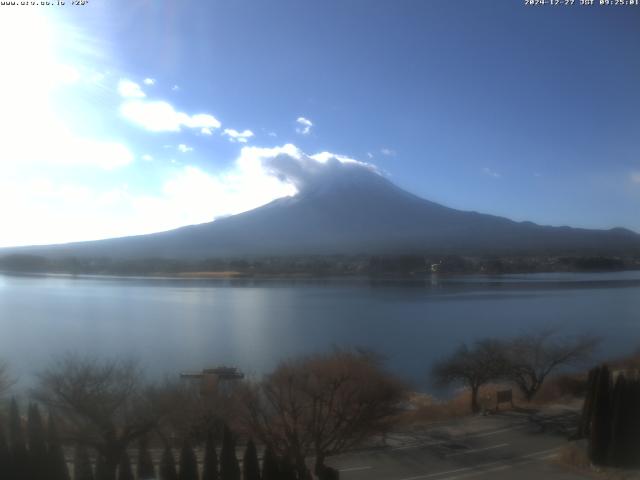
(327, 407), (589, 480)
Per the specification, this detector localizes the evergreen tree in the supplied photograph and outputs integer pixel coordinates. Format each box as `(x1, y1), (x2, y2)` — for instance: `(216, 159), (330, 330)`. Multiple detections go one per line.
(607, 374), (628, 467)
(578, 367), (599, 438)
(95, 454), (109, 480)
(73, 444), (95, 480)
(118, 451), (135, 480)
(628, 379), (640, 468)
(179, 438), (199, 480)
(588, 365), (612, 465)
(201, 432), (219, 480)
(46, 413), (69, 480)
(137, 436), (156, 480)
(47, 413), (70, 480)
(242, 440), (260, 480)
(9, 398), (29, 480)
(278, 456), (296, 480)
(0, 423), (10, 479)
(609, 376), (640, 468)
(260, 446), (279, 480)
(219, 425), (240, 480)
(159, 446), (179, 480)
(28, 403), (48, 480)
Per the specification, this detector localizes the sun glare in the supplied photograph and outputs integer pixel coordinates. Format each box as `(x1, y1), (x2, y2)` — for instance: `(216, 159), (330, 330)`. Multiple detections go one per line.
(0, 8), (131, 171)
(0, 9), (71, 166)
(0, 9), (58, 106)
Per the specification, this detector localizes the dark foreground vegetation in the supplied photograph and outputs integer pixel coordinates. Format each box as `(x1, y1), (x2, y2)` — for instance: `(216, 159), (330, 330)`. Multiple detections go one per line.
(0, 333), (638, 479)
(0, 349), (406, 480)
(578, 364), (640, 468)
(1, 253), (639, 277)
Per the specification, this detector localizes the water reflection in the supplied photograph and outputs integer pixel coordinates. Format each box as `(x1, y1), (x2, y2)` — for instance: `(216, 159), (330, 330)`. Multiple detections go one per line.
(0, 271), (638, 392)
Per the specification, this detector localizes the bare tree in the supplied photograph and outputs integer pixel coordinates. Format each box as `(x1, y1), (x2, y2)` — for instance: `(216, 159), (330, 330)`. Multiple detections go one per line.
(145, 379), (204, 442)
(241, 348), (406, 477)
(145, 377), (239, 444)
(0, 361), (14, 396)
(34, 355), (157, 480)
(504, 330), (599, 402)
(431, 339), (508, 413)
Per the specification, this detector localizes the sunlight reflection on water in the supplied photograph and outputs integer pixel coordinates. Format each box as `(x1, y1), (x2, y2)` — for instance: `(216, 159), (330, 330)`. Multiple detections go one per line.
(0, 271), (639, 392)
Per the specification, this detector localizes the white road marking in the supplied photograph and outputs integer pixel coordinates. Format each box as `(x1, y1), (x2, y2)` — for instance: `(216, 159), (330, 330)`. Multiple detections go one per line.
(395, 447), (560, 480)
(444, 443), (508, 457)
(390, 440), (449, 451)
(339, 465), (372, 472)
(436, 453), (558, 480)
(388, 423), (528, 452)
(465, 423), (529, 438)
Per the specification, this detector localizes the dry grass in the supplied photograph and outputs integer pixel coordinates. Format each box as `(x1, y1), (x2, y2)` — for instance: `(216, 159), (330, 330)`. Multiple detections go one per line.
(402, 349), (640, 426)
(556, 442), (591, 470)
(601, 471), (640, 480)
(530, 372), (588, 405)
(555, 443), (640, 480)
(400, 376), (590, 426)
(399, 392), (469, 425)
(400, 383), (526, 425)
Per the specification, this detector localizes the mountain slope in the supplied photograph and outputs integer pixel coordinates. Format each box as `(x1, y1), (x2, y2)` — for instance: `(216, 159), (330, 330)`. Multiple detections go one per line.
(4, 166), (640, 258)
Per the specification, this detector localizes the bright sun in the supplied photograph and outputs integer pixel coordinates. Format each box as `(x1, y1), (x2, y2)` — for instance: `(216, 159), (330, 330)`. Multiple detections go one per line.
(0, 8), (130, 169)
(0, 9), (59, 115)
(0, 8), (133, 247)
(0, 8), (75, 167)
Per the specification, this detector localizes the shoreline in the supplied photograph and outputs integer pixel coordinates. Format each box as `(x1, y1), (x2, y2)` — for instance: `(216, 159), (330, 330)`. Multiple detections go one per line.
(2, 268), (640, 282)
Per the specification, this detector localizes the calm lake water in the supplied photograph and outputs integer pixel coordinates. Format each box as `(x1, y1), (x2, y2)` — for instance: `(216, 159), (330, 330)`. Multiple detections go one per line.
(1, 271), (639, 391)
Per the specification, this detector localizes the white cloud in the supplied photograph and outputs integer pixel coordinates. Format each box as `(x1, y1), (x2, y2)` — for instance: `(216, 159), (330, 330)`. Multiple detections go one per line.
(172, 85), (180, 91)
(143, 78), (156, 85)
(380, 148), (396, 156)
(238, 144), (379, 191)
(64, 138), (133, 169)
(201, 127), (213, 135)
(0, 144), (382, 247)
(54, 64), (80, 85)
(158, 163), (295, 225)
(177, 144), (193, 153)
(308, 151), (360, 164)
(223, 128), (254, 143)
(367, 152), (374, 159)
(120, 100), (221, 133)
(90, 71), (105, 84)
(184, 113), (221, 130)
(117, 79), (146, 98)
(142, 154), (153, 161)
(0, 180), (134, 247)
(482, 167), (501, 179)
(1, 114), (133, 170)
(0, 150), (294, 246)
(295, 117), (313, 135)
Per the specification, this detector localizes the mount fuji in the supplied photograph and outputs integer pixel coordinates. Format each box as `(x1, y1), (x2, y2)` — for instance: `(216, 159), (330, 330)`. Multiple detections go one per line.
(4, 159), (640, 259)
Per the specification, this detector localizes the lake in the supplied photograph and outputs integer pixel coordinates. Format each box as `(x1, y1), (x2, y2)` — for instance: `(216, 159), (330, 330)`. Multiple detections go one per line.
(1, 271), (639, 391)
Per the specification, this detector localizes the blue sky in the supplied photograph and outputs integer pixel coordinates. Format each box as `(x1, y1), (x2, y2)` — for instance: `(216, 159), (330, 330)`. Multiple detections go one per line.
(1, 0), (639, 247)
